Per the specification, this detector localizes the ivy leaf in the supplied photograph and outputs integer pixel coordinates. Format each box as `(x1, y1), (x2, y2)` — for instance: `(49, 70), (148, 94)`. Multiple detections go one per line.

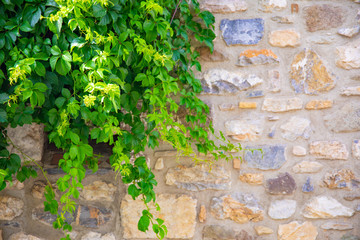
(34, 83), (48, 92)
(31, 7), (42, 27)
(93, 4), (107, 18)
(0, 93), (9, 104)
(56, 58), (71, 75)
(51, 46), (62, 56)
(50, 56), (59, 70)
(55, 97), (66, 108)
(138, 214), (150, 232)
(0, 109), (7, 123)
(70, 37), (86, 51)
(62, 51), (72, 62)
(20, 21), (33, 32)
(34, 62), (46, 76)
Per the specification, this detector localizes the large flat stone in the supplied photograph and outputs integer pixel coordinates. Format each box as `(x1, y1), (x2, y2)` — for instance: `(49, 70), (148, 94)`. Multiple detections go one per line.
(210, 193), (263, 224)
(0, 196), (23, 221)
(262, 97), (302, 112)
(200, 0), (247, 13)
(292, 161), (323, 173)
(336, 41), (360, 69)
(323, 169), (359, 190)
(305, 100), (333, 110)
(268, 199), (296, 219)
(280, 116), (311, 141)
(324, 102), (360, 133)
(338, 26), (360, 38)
(220, 19), (264, 45)
(341, 86), (360, 96)
(225, 117), (264, 141)
(6, 123), (44, 162)
(237, 49), (279, 66)
(121, 194), (197, 239)
(165, 164), (231, 191)
(269, 29), (300, 47)
(244, 145), (286, 170)
(239, 172), (263, 185)
(290, 49), (336, 94)
(309, 141), (349, 160)
(201, 69), (263, 95)
(265, 172), (296, 195)
(81, 181), (117, 202)
(278, 221), (318, 240)
(302, 196), (355, 218)
(321, 221), (354, 230)
(304, 4), (344, 32)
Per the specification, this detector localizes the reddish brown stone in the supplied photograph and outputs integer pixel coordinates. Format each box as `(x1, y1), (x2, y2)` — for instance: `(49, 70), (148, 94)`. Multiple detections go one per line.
(265, 173), (296, 195)
(304, 5), (344, 32)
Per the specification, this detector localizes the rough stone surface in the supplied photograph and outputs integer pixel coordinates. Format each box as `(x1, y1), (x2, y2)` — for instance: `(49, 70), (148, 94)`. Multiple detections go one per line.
(268, 199), (296, 219)
(304, 4), (344, 32)
(262, 97), (302, 112)
(199, 205), (206, 223)
(344, 193), (360, 201)
(9, 233), (44, 240)
(121, 194), (197, 239)
(254, 226), (273, 235)
(0, 196), (24, 221)
(292, 146), (306, 156)
(202, 225), (237, 240)
(165, 164), (231, 191)
(246, 90), (264, 98)
(338, 26), (360, 38)
(265, 173), (296, 195)
(321, 221), (354, 230)
(302, 177), (314, 193)
(197, 47), (229, 62)
(81, 181), (116, 202)
(239, 173), (263, 185)
(225, 117), (264, 141)
(302, 196), (355, 218)
(305, 100), (333, 110)
(292, 161), (323, 173)
(341, 86), (360, 96)
(201, 69), (263, 95)
(238, 102), (257, 109)
(210, 193), (264, 224)
(200, 0), (247, 13)
(280, 116), (311, 141)
(154, 158), (164, 170)
(219, 103), (235, 111)
(307, 35), (335, 45)
(290, 49), (336, 94)
(278, 221), (318, 240)
(336, 42), (360, 69)
(324, 102), (360, 133)
(237, 49), (279, 66)
(352, 139), (360, 159)
(269, 29), (300, 47)
(309, 141), (349, 160)
(244, 145), (286, 170)
(259, 0), (287, 12)
(6, 180), (24, 190)
(220, 19), (264, 46)
(271, 15), (294, 24)
(322, 169), (359, 190)
(268, 70), (281, 92)
(6, 123), (44, 162)
(81, 232), (116, 240)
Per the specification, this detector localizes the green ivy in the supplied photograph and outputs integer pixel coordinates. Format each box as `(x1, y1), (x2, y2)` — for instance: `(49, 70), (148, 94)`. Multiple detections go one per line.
(0, 0), (241, 239)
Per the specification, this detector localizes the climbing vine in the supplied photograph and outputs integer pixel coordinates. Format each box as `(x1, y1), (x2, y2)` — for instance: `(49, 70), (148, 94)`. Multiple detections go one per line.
(0, 0), (241, 239)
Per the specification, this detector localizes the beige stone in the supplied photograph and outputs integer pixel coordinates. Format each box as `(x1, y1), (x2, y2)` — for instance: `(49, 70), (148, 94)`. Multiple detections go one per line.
(341, 86), (360, 96)
(321, 221), (354, 230)
(166, 164), (231, 191)
(269, 29), (300, 47)
(0, 196), (24, 220)
(271, 16), (294, 24)
(260, 0), (287, 12)
(262, 97), (302, 112)
(238, 102), (257, 109)
(307, 35), (335, 45)
(278, 221), (318, 240)
(310, 141), (349, 160)
(199, 205), (206, 223)
(324, 101), (360, 133)
(254, 226), (273, 235)
(323, 169), (359, 190)
(121, 194), (197, 239)
(292, 161), (323, 173)
(6, 180), (24, 190)
(239, 173), (263, 185)
(305, 100), (333, 110)
(302, 196), (355, 219)
(280, 117), (311, 141)
(200, 0), (247, 13)
(9, 233), (44, 240)
(154, 158), (164, 170)
(225, 117), (264, 141)
(336, 42), (360, 69)
(81, 181), (116, 202)
(268, 70), (281, 92)
(233, 158), (241, 169)
(292, 146), (306, 156)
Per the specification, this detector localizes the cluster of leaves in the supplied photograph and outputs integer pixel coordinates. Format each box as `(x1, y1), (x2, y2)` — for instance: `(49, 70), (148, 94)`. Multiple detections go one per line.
(0, 0), (241, 239)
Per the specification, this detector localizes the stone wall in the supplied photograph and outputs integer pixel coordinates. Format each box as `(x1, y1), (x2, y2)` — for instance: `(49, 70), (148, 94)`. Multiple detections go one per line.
(1, 0), (360, 239)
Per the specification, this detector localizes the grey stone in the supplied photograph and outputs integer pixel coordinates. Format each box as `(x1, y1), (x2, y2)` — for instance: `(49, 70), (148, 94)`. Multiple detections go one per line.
(166, 164), (231, 191)
(338, 26), (360, 38)
(304, 4), (344, 32)
(32, 207), (74, 226)
(325, 102), (360, 133)
(220, 19), (264, 45)
(268, 199), (297, 219)
(265, 172), (296, 195)
(356, 204), (360, 212)
(244, 145), (286, 170)
(302, 196), (355, 218)
(280, 116), (311, 141)
(246, 91), (264, 98)
(302, 177), (314, 193)
(219, 103), (235, 111)
(0, 196), (24, 221)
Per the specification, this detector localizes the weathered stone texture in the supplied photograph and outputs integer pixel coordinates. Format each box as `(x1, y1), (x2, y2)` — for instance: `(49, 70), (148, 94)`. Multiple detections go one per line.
(336, 42), (360, 69)
(237, 49), (279, 66)
(344, 193), (360, 201)
(200, 0), (247, 13)
(199, 205), (206, 223)
(304, 5), (344, 32)
(262, 97), (302, 112)
(341, 86), (360, 96)
(268, 70), (281, 92)
(0, 196), (23, 221)
(271, 15), (294, 24)
(203, 226), (258, 240)
(220, 19), (264, 45)
(265, 173), (296, 195)
(302, 177), (314, 193)
(201, 69), (263, 95)
(225, 117), (264, 141)
(323, 169), (359, 190)
(292, 146), (306, 156)
(280, 116), (311, 141)
(233, 158), (241, 169)
(260, 0), (287, 12)
(197, 47), (229, 62)
(278, 221), (318, 240)
(81, 181), (116, 202)
(321, 221), (354, 230)
(269, 29), (300, 47)
(154, 157), (164, 170)
(325, 102), (360, 133)
(6, 123), (44, 162)
(268, 199), (296, 219)
(353, 140), (360, 159)
(310, 141), (349, 160)
(165, 164), (231, 191)
(244, 145), (286, 170)
(305, 100), (333, 110)
(9, 233), (44, 240)
(219, 103), (235, 111)
(254, 226), (273, 235)
(239, 173), (263, 185)
(210, 193), (264, 224)
(292, 161), (323, 174)
(302, 196), (355, 218)
(121, 194), (196, 239)
(246, 90), (264, 98)
(338, 26), (360, 38)
(290, 49), (335, 94)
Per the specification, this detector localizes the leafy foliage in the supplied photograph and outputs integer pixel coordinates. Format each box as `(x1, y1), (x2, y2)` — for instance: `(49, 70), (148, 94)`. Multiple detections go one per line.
(0, 0), (241, 239)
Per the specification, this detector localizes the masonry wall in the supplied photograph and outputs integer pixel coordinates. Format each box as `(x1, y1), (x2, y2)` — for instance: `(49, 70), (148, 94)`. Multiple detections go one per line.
(1, 0), (360, 239)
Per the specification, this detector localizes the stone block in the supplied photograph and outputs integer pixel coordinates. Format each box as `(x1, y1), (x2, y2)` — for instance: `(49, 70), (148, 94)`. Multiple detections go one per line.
(238, 102), (257, 109)
(280, 116), (311, 141)
(338, 26), (360, 38)
(121, 194), (197, 239)
(322, 169), (359, 190)
(271, 16), (294, 24)
(269, 29), (300, 47)
(292, 161), (323, 173)
(325, 102), (360, 132)
(302, 177), (314, 193)
(81, 232), (116, 240)
(154, 158), (164, 170)
(265, 172), (296, 195)
(220, 19), (264, 45)
(0, 196), (23, 221)
(305, 100), (332, 110)
(268, 70), (281, 92)
(254, 226), (273, 235)
(244, 145), (286, 170)
(237, 49), (279, 66)
(259, 0), (287, 12)
(200, 0), (247, 13)
(309, 141), (349, 160)
(336, 41), (360, 69)
(302, 196), (355, 218)
(218, 103), (235, 111)
(262, 97), (302, 112)
(268, 199), (296, 219)
(304, 4), (344, 32)
(233, 158), (241, 169)
(278, 221), (318, 240)
(225, 117), (264, 141)
(239, 172), (263, 185)
(81, 181), (117, 202)
(292, 146), (306, 156)
(199, 205), (206, 223)
(321, 222), (354, 230)
(341, 86), (360, 96)
(246, 91), (264, 98)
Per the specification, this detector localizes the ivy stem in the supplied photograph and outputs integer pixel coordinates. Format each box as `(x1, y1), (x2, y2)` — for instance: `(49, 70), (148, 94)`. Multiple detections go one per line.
(6, 134), (54, 192)
(170, 0), (183, 25)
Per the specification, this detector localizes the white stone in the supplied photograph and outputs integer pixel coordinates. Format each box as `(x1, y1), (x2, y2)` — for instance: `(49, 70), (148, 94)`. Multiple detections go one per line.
(321, 221), (354, 230)
(292, 161), (323, 173)
(268, 70), (281, 93)
(225, 117), (264, 141)
(336, 41), (360, 69)
(260, 0), (287, 12)
(302, 196), (355, 219)
(341, 86), (360, 96)
(293, 146), (306, 156)
(352, 140), (360, 159)
(307, 35), (335, 45)
(154, 158), (164, 170)
(338, 26), (360, 38)
(280, 117), (311, 141)
(268, 199), (296, 219)
(310, 141), (349, 160)
(262, 97), (302, 112)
